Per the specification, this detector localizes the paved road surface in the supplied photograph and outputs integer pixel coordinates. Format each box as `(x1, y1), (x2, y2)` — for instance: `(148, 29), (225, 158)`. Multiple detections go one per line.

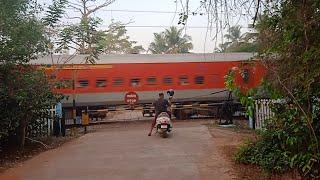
(1, 121), (236, 180)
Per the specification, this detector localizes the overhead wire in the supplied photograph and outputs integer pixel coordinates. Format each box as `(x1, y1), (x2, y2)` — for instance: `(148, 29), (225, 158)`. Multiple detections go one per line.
(101, 9), (250, 15)
(56, 23), (251, 29)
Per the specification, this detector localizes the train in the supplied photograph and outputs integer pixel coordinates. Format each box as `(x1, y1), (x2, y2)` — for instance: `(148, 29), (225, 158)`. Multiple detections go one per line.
(33, 53), (266, 120)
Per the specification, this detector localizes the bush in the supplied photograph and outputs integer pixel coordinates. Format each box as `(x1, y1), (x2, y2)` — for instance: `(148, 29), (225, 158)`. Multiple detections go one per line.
(235, 103), (320, 179)
(230, 0), (320, 178)
(0, 64), (62, 150)
(235, 135), (291, 173)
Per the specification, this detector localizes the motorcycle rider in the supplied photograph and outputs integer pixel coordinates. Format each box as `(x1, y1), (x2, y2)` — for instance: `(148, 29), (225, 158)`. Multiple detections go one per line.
(148, 93), (171, 136)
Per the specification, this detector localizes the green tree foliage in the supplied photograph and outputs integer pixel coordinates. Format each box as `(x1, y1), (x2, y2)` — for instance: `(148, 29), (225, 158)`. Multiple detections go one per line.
(56, 0), (115, 63)
(225, 25), (243, 43)
(98, 21), (144, 54)
(43, 0), (68, 27)
(224, 68), (257, 118)
(231, 1), (320, 178)
(149, 26), (193, 54)
(57, 17), (105, 63)
(0, 0), (48, 63)
(0, 0), (65, 150)
(216, 25), (259, 53)
(0, 64), (62, 149)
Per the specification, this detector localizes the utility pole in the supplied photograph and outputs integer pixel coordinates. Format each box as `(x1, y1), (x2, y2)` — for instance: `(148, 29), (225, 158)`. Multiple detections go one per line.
(72, 65), (77, 125)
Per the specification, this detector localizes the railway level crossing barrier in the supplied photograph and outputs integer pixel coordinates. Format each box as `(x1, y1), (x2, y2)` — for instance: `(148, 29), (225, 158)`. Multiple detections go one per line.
(57, 98), (280, 132)
(62, 101), (244, 128)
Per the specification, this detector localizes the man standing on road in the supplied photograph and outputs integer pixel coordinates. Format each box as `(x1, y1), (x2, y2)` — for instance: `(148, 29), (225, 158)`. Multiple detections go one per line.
(148, 93), (171, 136)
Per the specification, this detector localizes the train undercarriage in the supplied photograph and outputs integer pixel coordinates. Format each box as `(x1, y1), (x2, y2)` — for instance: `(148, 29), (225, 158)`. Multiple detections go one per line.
(142, 100), (243, 122)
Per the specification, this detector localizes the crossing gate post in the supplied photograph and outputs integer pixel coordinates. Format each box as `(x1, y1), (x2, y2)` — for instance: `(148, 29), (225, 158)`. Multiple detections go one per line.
(82, 108), (89, 134)
(61, 110), (66, 137)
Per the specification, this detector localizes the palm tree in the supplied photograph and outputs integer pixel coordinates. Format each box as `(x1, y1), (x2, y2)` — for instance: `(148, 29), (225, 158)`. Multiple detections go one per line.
(224, 25), (243, 43)
(149, 33), (167, 54)
(149, 26), (193, 54)
(215, 25), (259, 53)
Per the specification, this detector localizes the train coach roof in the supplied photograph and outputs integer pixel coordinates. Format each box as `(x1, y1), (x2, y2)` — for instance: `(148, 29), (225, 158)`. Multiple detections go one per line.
(31, 53), (256, 65)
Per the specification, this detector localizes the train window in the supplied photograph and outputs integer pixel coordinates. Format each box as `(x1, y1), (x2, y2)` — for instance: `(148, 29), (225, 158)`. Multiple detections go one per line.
(78, 80), (88, 88)
(130, 78), (141, 87)
(163, 76), (173, 85)
(179, 76), (189, 85)
(113, 78), (123, 86)
(96, 79), (107, 87)
(147, 77), (157, 85)
(242, 69), (250, 83)
(195, 76), (204, 84)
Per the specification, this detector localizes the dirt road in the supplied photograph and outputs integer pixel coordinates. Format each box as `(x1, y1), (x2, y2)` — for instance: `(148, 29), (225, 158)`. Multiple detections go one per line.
(0, 121), (238, 180)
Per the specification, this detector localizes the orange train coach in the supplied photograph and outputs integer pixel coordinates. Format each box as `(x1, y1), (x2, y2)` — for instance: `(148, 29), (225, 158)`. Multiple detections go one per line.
(33, 53), (266, 119)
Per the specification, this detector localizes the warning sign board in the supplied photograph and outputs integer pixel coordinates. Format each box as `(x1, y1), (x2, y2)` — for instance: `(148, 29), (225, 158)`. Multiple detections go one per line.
(124, 92), (139, 105)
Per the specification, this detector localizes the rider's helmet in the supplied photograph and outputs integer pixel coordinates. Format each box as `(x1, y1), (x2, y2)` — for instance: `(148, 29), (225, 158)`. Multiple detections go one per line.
(167, 89), (174, 97)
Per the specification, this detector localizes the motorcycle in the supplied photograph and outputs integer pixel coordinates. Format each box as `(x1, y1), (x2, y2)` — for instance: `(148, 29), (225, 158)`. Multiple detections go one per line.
(156, 112), (172, 138)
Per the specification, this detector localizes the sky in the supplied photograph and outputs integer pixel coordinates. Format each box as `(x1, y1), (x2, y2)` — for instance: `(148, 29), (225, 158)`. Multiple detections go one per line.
(55, 0), (257, 53)
(99, 0), (215, 53)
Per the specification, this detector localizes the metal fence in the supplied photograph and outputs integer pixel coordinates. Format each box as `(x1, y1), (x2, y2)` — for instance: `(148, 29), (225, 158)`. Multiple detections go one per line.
(27, 118), (50, 138)
(27, 107), (57, 138)
(254, 99), (274, 129)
